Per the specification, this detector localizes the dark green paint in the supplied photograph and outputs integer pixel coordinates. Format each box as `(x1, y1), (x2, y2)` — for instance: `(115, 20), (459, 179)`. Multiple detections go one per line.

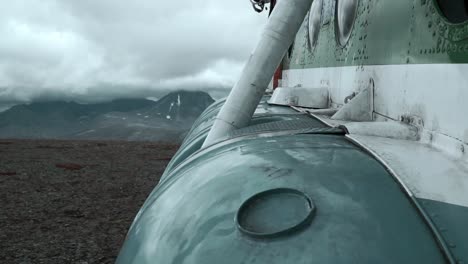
(286, 0), (468, 70)
(118, 133), (447, 263)
(420, 198), (468, 263)
(236, 188), (316, 239)
(162, 97), (303, 177)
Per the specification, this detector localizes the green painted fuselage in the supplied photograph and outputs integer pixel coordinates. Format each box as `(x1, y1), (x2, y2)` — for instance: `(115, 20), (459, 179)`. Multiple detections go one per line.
(286, 0), (468, 70)
(117, 1), (468, 263)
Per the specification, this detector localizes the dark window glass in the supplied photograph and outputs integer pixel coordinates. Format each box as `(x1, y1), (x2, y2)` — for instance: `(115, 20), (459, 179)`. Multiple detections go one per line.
(436, 0), (468, 24)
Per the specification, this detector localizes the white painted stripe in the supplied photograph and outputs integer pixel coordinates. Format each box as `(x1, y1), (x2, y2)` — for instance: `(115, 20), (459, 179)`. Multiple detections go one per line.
(283, 64), (468, 207)
(348, 134), (468, 208)
(305, 110), (468, 207)
(283, 64), (468, 153)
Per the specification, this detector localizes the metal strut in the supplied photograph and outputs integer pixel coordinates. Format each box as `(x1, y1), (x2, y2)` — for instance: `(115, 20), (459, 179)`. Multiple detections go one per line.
(202, 0), (314, 148)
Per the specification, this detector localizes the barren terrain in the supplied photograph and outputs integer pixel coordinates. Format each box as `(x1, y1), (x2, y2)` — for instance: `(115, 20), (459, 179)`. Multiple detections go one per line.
(0, 139), (179, 263)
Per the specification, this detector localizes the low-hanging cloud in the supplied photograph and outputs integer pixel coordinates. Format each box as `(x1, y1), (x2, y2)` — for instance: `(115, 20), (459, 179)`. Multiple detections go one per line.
(0, 0), (268, 104)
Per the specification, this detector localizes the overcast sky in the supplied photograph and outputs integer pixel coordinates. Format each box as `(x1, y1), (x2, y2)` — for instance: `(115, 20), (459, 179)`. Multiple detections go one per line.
(0, 0), (268, 106)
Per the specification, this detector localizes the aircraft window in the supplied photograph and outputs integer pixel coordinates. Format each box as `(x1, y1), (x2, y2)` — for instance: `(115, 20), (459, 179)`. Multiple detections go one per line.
(309, 0), (323, 50)
(436, 0), (468, 24)
(335, 0), (359, 46)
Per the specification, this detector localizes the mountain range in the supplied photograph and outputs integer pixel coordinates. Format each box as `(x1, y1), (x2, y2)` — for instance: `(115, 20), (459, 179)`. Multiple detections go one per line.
(0, 91), (214, 142)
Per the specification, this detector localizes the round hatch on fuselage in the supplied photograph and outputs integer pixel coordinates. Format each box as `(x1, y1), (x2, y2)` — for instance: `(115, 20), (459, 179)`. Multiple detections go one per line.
(236, 188), (316, 239)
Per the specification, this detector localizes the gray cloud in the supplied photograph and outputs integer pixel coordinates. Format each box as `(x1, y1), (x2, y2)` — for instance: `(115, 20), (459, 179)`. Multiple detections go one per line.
(0, 0), (268, 104)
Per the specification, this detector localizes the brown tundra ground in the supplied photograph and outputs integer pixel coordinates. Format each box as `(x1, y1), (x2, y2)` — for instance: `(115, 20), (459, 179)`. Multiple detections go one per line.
(0, 139), (179, 264)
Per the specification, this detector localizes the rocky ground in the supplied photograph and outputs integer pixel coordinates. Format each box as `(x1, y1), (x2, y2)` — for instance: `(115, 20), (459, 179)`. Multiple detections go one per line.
(0, 139), (179, 264)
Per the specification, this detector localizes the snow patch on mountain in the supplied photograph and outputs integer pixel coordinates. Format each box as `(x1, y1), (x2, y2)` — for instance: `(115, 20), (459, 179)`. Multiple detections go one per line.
(0, 90), (215, 142)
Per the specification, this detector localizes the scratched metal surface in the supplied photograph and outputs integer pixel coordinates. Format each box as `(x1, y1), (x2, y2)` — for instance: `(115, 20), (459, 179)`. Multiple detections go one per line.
(162, 97), (303, 177)
(117, 134), (446, 264)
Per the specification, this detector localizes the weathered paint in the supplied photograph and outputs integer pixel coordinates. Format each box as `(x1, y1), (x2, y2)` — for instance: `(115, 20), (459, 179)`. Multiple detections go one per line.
(202, 0), (314, 147)
(161, 97), (302, 179)
(118, 134), (447, 264)
(420, 198), (468, 263)
(347, 134), (468, 208)
(345, 134), (468, 263)
(286, 0), (468, 69)
(283, 63), (468, 150)
(118, 0), (468, 262)
(282, 0), (468, 151)
(118, 99), (468, 263)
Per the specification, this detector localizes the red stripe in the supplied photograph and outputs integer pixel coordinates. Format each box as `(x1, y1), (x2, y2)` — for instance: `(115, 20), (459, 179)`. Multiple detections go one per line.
(273, 64), (282, 89)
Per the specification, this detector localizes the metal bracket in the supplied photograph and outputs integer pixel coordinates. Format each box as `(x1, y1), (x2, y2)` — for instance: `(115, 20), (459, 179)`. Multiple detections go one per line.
(331, 86), (374, 122)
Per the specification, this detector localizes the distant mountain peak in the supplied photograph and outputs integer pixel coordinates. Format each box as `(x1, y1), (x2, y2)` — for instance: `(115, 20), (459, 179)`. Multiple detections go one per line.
(0, 90), (215, 142)
(145, 90), (214, 120)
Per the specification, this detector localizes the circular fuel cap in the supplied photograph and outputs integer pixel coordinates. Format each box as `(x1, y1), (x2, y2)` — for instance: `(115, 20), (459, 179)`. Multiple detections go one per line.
(236, 188), (316, 239)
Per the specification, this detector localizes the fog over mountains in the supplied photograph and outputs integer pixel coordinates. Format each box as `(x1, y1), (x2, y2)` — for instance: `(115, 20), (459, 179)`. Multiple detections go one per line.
(0, 91), (214, 142)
